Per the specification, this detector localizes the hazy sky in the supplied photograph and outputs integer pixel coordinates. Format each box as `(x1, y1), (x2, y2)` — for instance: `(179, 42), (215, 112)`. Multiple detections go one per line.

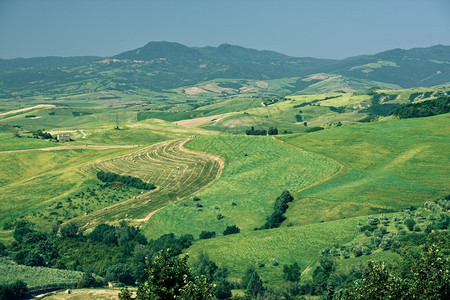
(0, 0), (449, 59)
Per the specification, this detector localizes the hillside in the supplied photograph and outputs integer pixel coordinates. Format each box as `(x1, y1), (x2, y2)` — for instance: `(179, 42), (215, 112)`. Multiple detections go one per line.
(0, 43), (449, 101)
(0, 49), (449, 298)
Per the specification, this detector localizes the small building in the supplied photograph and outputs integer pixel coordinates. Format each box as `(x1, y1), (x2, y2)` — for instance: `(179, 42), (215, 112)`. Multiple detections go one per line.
(57, 134), (70, 142)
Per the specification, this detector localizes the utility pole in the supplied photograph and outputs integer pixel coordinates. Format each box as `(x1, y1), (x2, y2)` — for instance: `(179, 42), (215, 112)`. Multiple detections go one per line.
(115, 114), (119, 129)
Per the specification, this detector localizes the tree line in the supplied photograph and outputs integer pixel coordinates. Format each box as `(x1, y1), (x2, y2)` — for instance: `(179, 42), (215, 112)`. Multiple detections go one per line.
(245, 127), (278, 136)
(391, 96), (450, 119)
(96, 170), (156, 190)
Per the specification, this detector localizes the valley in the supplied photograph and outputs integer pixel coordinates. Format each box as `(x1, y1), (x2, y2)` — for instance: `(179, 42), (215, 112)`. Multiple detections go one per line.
(0, 43), (449, 299)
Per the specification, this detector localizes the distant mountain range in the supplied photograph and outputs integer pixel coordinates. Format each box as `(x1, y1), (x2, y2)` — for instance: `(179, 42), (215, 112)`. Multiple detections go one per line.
(0, 42), (449, 98)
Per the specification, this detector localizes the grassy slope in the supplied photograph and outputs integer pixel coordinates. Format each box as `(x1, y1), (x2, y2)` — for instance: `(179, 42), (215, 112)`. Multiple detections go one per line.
(185, 216), (363, 284)
(0, 258), (82, 290)
(0, 119), (210, 235)
(143, 135), (339, 238)
(72, 138), (222, 228)
(280, 113), (450, 226)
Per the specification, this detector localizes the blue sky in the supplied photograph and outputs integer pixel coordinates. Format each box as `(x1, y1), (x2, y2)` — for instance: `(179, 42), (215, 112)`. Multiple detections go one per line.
(0, 0), (449, 59)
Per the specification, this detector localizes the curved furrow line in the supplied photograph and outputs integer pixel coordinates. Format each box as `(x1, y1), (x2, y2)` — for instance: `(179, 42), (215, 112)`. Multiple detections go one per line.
(72, 138), (224, 229)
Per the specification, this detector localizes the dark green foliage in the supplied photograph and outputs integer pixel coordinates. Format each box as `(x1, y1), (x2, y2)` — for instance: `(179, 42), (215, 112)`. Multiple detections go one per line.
(360, 93), (403, 117)
(79, 272), (97, 288)
(245, 270), (265, 299)
(97, 170), (155, 190)
(295, 114), (303, 122)
(0, 242), (7, 257)
(118, 286), (133, 300)
(409, 92), (422, 101)
(147, 233), (194, 256)
(260, 190), (294, 229)
(329, 106), (346, 113)
(268, 127), (278, 135)
(404, 218), (416, 231)
(0, 280), (28, 300)
(105, 263), (134, 285)
(199, 231), (216, 240)
(214, 267), (232, 300)
(223, 225), (240, 236)
(391, 96), (450, 119)
(136, 249), (191, 299)
(345, 236), (449, 299)
(89, 224), (118, 245)
(23, 249), (45, 267)
(311, 256), (335, 295)
(72, 111), (92, 117)
(13, 226), (34, 243)
(59, 222), (79, 238)
(192, 252), (218, 282)
(31, 129), (54, 140)
(242, 265), (256, 290)
(178, 275), (216, 300)
(191, 252), (232, 299)
(245, 127), (267, 136)
(305, 126), (324, 133)
(283, 262), (301, 282)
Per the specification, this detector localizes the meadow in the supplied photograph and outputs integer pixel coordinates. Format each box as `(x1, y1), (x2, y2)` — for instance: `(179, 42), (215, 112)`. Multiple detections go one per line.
(74, 138), (223, 229)
(0, 87), (448, 293)
(185, 216), (363, 284)
(280, 113), (450, 226)
(0, 258), (82, 291)
(143, 135), (340, 238)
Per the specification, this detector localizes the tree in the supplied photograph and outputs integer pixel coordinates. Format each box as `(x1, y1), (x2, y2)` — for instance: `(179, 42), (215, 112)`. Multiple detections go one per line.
(241, 265), (256, 290)
(0, 242), (7, 257)
(223, 225), (240, 236)
(192, 252), (218, 282)
(23, 250), (45, 267)
(118, 287), (133, 300)
(136, 249), (190, 299)
(344, 261), (404, 299)
(60, 222), (79, 238)
(214, 267), (232, 300)
(178, 275), (216, 300)
(199, 231), (216, 240)
(245, 271), (265, 299)
(404, 218), (416, 231)
(105, 263), (134, 285)
(283, 262), (301, 282)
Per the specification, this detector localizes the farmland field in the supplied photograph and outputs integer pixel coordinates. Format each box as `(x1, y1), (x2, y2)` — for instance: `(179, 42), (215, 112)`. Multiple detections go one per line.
(74, 138), (223, 229)
(280, 113), (450, 225)
(0, 258), (82, 291)
(185, 216), (363, 284)
(143, 135), (340, 238)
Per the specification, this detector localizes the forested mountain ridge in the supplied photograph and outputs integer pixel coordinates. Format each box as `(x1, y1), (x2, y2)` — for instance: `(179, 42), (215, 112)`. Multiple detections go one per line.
(0, 42), (448, 98)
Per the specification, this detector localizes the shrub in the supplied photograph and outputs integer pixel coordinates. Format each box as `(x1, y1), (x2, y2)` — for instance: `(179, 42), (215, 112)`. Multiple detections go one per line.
(60, 222), (79, 238)
(199, 231), (216, 240)
(0, 280), (28, 299)
(223, 225), (240, 236)
(404, 218), (416, 231)
(305, 126), (324, 133)
(283, 262), (301, 282)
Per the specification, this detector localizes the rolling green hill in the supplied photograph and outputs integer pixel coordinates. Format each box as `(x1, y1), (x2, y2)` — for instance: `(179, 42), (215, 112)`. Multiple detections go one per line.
(1, 43), (449, 103)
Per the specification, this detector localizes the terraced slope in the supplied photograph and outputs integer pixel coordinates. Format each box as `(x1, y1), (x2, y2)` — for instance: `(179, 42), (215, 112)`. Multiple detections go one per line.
(143, 135), (340, 238)
(76, 138), (223, 228)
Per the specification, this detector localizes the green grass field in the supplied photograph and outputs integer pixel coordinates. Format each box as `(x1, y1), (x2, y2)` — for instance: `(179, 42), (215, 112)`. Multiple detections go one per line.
(280, 113), (450, 226)
(0, 119), (211, 234)
(73, 138), (223, 229)
(185, 216), (363, 284)
(143, 135), (340, 238)
(0, 258), (82, 291)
